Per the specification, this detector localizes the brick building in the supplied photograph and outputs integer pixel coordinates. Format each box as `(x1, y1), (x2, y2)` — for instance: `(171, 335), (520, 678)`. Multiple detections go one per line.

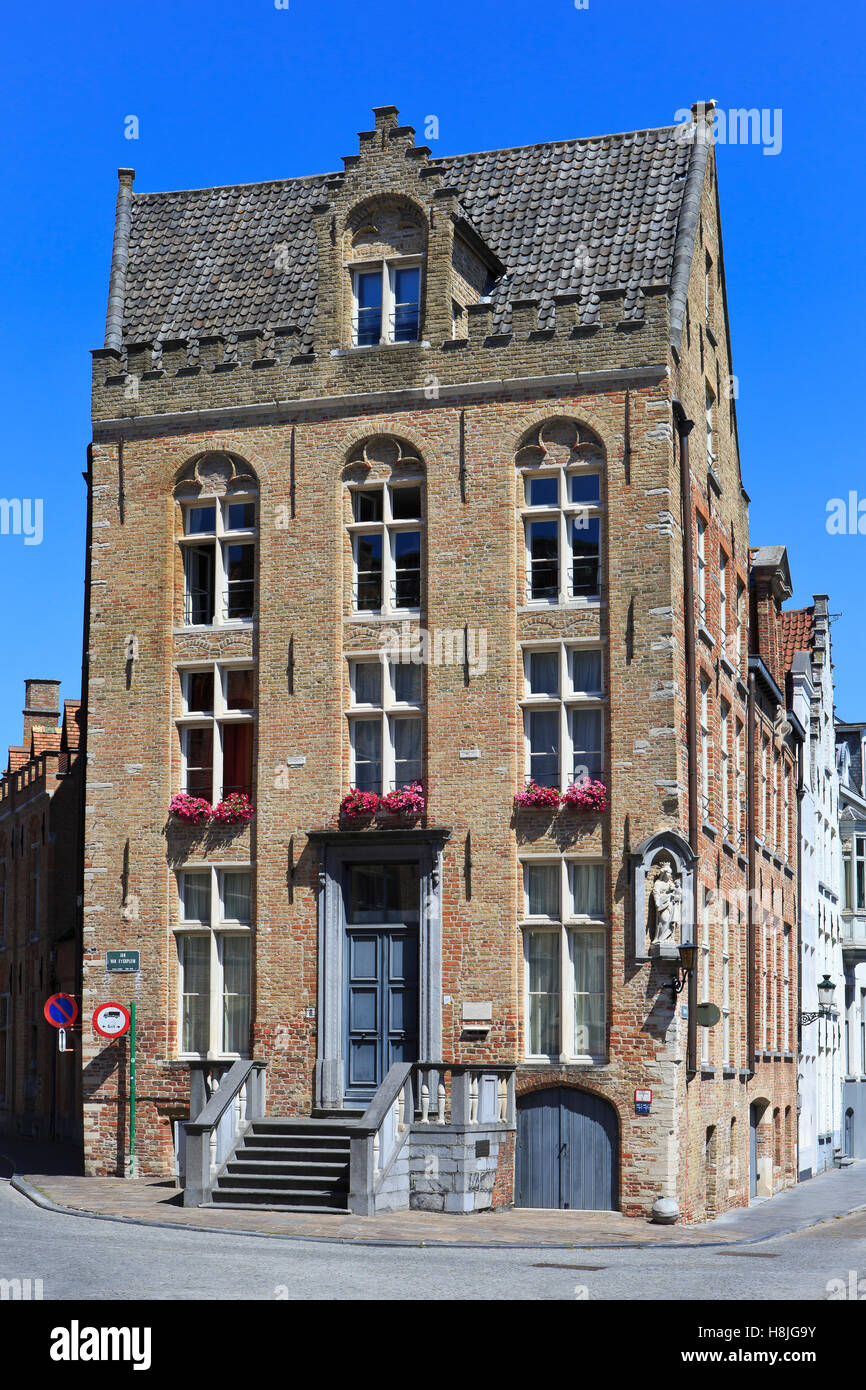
(81, 101), (798, 1218)
(0, 680), (83, 1144)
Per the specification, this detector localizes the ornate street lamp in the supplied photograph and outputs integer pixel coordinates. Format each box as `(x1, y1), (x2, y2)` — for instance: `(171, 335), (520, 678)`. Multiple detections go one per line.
(670, 941), (697, 997)
(799, 974), (836, 1026)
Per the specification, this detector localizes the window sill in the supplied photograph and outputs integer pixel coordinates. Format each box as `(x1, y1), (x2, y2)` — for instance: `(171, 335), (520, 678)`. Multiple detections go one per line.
(702, 820), (718, 839)
(175, 622), (255, 635)
(700, 1065), (716, 1077)
(719, 654), (736, 679)
(722, 1067), (737, 1078)
(520, 1056), (609, 1069)
(346, 610), (422, 623)
(698, 624), (716, 650)
(519, 598), (604, 615)
(332, 341), (431, 356)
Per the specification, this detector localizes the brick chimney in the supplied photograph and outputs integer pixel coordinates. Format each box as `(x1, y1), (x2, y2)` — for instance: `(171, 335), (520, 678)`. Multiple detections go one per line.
(23, 678), (61, 745)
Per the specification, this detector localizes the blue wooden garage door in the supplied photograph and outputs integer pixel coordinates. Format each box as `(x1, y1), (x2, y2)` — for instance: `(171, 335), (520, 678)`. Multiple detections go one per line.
(516, 1087), (618, 1210)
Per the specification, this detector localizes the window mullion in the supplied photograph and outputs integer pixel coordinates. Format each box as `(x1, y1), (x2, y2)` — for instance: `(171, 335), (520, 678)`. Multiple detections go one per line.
(560, 921), (571, 1061)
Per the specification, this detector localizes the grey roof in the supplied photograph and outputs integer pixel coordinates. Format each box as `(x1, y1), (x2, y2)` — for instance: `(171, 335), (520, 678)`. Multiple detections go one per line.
(115, 123), (698, 347)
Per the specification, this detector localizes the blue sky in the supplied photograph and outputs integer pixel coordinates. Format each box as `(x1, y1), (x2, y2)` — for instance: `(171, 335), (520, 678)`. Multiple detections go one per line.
(1, 0), (863, 742)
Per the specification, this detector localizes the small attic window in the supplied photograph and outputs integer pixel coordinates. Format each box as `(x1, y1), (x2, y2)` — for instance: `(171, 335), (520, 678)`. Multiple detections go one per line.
(353, 263), (421, 346)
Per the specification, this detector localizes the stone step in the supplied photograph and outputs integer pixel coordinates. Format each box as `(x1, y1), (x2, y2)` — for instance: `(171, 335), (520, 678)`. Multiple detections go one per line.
(226, 1158), (348, 1177)
(237, 1143), (350, 1162)
(210, 1185), (348, 1209)
(218, 1171), (348, 1191)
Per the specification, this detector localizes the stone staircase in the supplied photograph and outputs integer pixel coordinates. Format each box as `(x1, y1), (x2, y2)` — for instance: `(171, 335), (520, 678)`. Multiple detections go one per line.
(209, 1117), (355, 1213)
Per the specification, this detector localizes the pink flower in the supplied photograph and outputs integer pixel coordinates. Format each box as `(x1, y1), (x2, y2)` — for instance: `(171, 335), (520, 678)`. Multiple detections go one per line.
(378, 783), (425, 816)
(561, 779), (607, 813)
(514, 782), (562, 809)
(212, 793), (255, 825)
(341, 788), (380, 818)
(169, 792), (212, 825)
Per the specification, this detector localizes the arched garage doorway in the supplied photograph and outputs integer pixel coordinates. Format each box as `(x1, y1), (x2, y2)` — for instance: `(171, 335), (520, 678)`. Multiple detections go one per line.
(516, 1087), (619, 1210)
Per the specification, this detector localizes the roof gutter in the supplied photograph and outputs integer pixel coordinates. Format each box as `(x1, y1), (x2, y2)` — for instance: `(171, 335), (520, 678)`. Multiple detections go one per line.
(104, 169), (135, 351)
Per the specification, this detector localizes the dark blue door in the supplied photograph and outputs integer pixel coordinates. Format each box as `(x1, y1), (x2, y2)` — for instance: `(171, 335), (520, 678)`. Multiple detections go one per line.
(344, 862), (419, 1107)
(516, 1087), (618, 1210)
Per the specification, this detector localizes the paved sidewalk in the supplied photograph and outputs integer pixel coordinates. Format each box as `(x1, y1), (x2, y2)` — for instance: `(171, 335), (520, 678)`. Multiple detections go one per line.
(5, 1151), (866, 1248)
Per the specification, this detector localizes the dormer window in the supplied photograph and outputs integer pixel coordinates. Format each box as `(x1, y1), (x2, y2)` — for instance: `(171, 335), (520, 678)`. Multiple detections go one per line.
(352, 262), (421, 346)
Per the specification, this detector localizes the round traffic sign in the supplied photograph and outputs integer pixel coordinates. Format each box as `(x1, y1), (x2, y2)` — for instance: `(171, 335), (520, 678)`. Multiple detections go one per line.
(44, 993), (78, 1028)
(93, 1002), (131, 1039)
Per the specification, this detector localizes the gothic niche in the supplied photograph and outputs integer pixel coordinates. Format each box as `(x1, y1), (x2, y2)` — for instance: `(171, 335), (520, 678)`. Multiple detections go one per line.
(343, 435), (424, 479)
(174, 451), (257, 499)
(515, 417), (606, 470)
(347, 199), (426, 261)
(630, 831), (696, 961)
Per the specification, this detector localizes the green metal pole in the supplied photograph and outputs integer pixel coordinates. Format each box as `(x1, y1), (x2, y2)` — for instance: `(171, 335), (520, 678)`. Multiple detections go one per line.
(129, 1002), (136, 1178)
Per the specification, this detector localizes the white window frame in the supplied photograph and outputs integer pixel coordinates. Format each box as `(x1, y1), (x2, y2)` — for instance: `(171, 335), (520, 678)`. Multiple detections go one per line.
(719, 550), (728, 658)
(720, 699), (731, 840)
(351, 257), (422, 347)
(520, 855), (607, 1063)
(346, 652), (424, 793)
(520, 462), (604, 608)
(179, 494), (257, 629)
(696, 516), (707, 625)
(176, 660), (256, 803)
(520, 642), (606, 792)
(700, 887), (711, 1067)
(722, 898), (731, 1068)
(174, 864), (253, 1059)
(347, 479), (424, 617)
(735, 579), (745, 676)
(706, 384), (716, 465)
(855, 835), (866, 911)
(782, 927), (790, 1053)
(735, 717), (745, 847)
(699, 673), (711, 821)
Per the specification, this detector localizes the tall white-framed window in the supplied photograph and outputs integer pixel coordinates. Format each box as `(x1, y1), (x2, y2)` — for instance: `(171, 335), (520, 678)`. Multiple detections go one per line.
(700, 887), (711, 1067)
(348, 479), (423, 615)
(720, 699), (731, 839)
(855, 836), (866, 911)
(521, 857), (606, 1062)
(761, 736), (770, 840)
(352, 260), (422, 346)
(520, 643), (605, 791)
(699, 673), (711, 820)
(347, 654), (423, 793)
(721, 897), (731, 1068)
(782, 762), (790, 861)
(706, 384), (716, 465)
(175, 865), (253, 1057)
(735, 718), (745, 847)
(177, 662), (255, 802)
(180, 494), (257, 627)
(771, 918), (779, 1052)
(521, 462), (603, 606)
(696, 516), (707, 625)
(761, 909), (769, 1051)
(719, 550), (728, 658)
(772, 747), (780, 852)
(735, 579), (746, 676)
(782, 927), (791, 1053)
(0, 993), (8, 1105)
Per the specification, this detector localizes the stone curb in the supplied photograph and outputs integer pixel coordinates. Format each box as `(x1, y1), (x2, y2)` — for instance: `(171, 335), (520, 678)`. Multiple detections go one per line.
(8, 1173), (866, 1251)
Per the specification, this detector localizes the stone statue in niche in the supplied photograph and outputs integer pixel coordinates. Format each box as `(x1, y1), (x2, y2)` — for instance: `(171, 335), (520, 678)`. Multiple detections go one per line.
(648, 859), (682, 945)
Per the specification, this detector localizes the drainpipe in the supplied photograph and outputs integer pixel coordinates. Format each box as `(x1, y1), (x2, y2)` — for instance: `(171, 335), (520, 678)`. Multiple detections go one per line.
(795, 733), (804, 1175)
(75, 444), (93, 1148)
(747, 671), (757, 1072)
(673, 399), (698, 1077)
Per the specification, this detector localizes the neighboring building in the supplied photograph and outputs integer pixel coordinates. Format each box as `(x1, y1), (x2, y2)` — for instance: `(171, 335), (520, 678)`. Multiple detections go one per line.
(836, 720), (866, 1158)
(81, 101), (795, 1219)
(786, 598), (844, 1177)
(746, 549), (802, 1197)
(0, 680), (83, 1144)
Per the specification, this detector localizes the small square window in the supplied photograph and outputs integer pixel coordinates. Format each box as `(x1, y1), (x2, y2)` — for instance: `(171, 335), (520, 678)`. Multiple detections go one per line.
(571, 649), (603, 695)
(355, 271), (383, 346)
(569, 473), (601, 506)
(527, 650), (560, 697)
(181, 873), (210, 922)
(225, 669), (254, 711)
(391, 486), (421, 520)
(525, 863), (560, 918)
(221, 871), (251, 923)
(351, 661), (382, 707)
(392, 661), (422, 704)
(571, 862), (604, 917)
(185, 505), (216, 536)
(526, 475), (559, 507)
(353, 489), (383, 523)
(225, 501), (256, 531)
(184, 670), (214, 713)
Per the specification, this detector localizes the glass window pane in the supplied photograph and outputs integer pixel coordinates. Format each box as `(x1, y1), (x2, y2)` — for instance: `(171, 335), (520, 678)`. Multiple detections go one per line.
(224, 544), (255, 620)
(184, 546), (214, 625)
(528, 519), (559, 600)
(221, 937), (250, 1055)
(527, 650), (559, 697)
(392, 717), (422, 786)
(356, 271), (383, 345)
(185, 505), (216, 535)
(570, 930), (605, 1055)
(185, 670), (214, 712)
(392, 661), (422, 704)
(569, 473), (601, 505)
(184, 727), (213, 798)
(570, 516), (601, 597)
(385, 863), (420, 921)
(525, 863), (559, 918)
(181, 874), (210, 922)
(527, 932), (560, 1055)
(393, 531), (421, 608)
(390, 486), (421, 520)
(352, 719), (382, 792)
(392, 266), (420, 342)
(221, 871), (251, 923)
(572, 649), (603, 694)
(352, 661), (382, 707)
(353, 489), (383, 523)
(181, 936), (210, 1054)
(224, 668), (254, 711)
(222, 722), (253, 798)
(527, 709), (559, 787)
(225, 501), (255, 531)
(347, 863), (386, 923)
(571, 707), (603, 780)
(355, 533), (383, 609)
(526, 475), (558, 507)
(571, 863), (604, 917)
